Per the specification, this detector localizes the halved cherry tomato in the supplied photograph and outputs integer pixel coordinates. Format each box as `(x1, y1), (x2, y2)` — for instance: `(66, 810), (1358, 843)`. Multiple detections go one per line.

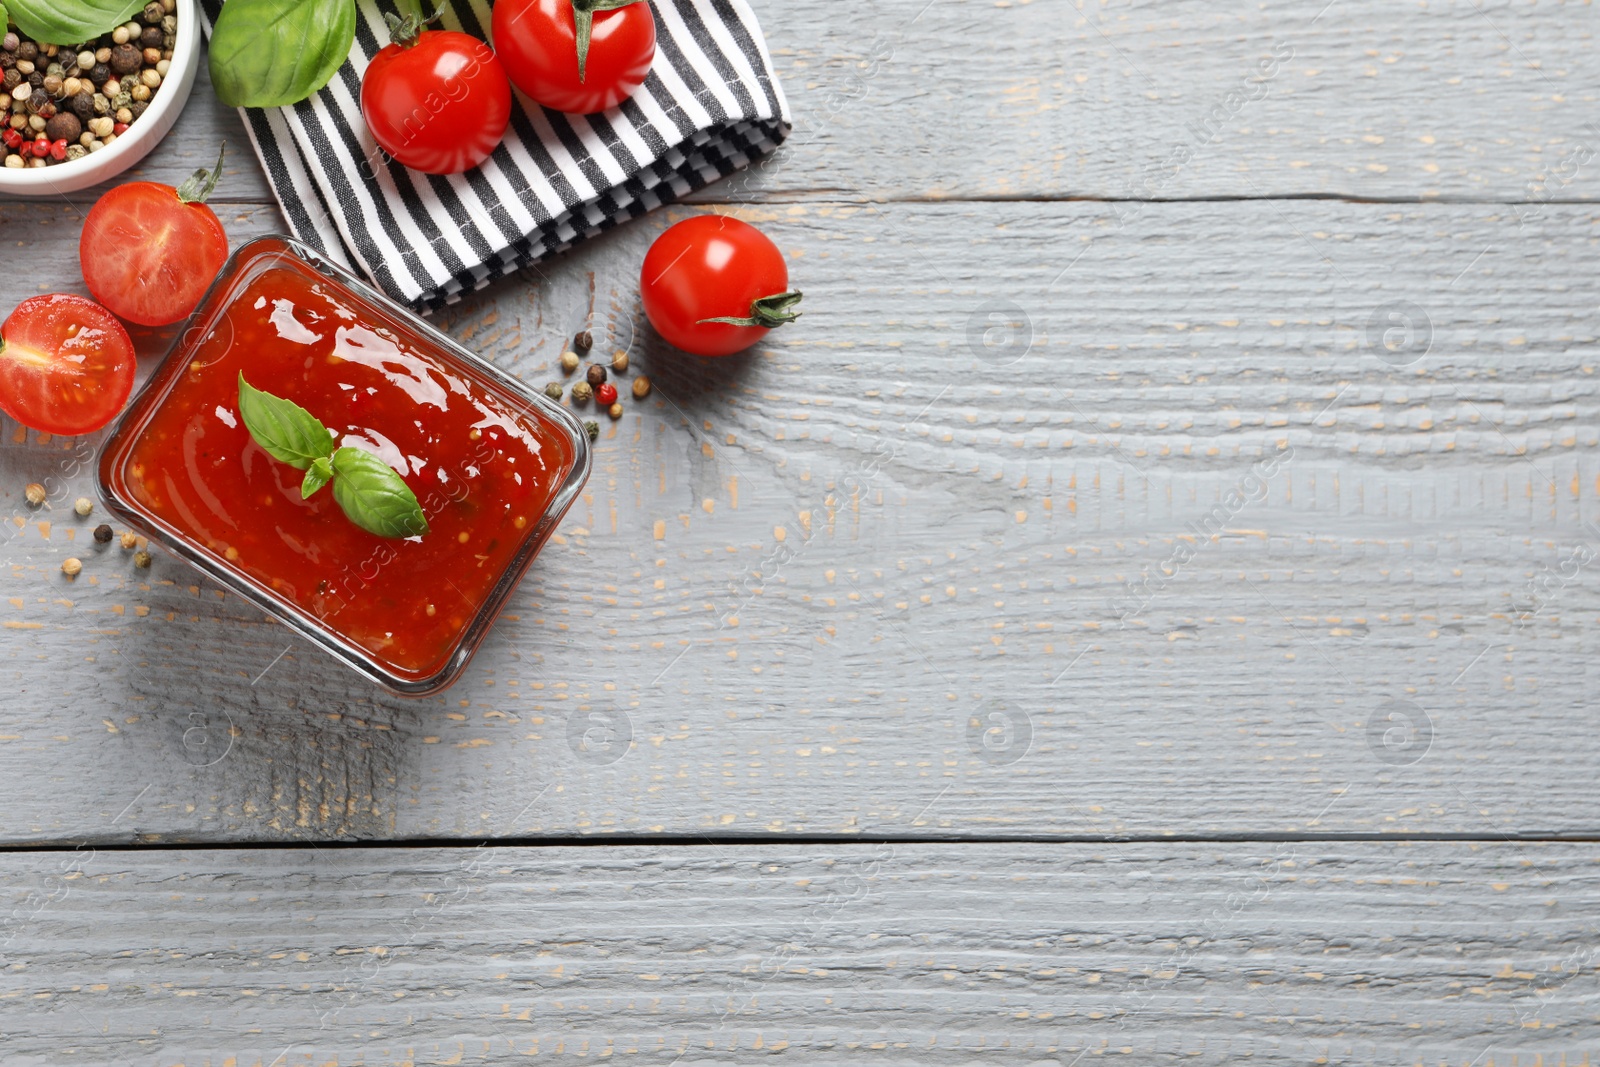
(640, 215), (802, 357)
(492, 0), (656, 114)
(80, 146), (229, 327)
(362, 17), (511, 175)
(0, 294), (136, 435)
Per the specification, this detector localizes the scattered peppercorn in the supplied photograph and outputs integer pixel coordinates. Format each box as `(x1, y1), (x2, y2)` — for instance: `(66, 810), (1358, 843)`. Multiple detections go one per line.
(93, 523), (113, 544)
(584, 419), (599, 442)
(559, 350), (580, 373)
(595, 382), (618, 406)
(544, 381), (564, 400)
(607, 402), (624, 420)
(61, 557), (82, 577)
(119, 530), (138, 550)
(574, 330), (593, 354)
(133, 549), (152, 568)
(24, 482), (45, 506)
(632, 375), (652, 399)
(73, 496), (93, 517)
(611, 350), (629, 374)
(571, 380), (593, 403)
(586, 363), (607, 387)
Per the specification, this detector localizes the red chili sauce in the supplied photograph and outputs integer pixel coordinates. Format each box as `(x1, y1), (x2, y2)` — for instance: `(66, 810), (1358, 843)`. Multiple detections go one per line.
(123, 261), (574, 678)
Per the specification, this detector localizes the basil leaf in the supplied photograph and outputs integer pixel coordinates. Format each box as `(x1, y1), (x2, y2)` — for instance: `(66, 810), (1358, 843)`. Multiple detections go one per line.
(301, 456), (334, 500)
(237, 374), (334, 471)
(7, 0), (145, 45)
(209, 0), (356, 109)
(330, 447), (429, 540)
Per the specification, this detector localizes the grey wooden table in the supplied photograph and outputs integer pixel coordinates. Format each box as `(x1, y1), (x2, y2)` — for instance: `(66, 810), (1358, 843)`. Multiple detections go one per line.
(2, 2), (1598, 1063)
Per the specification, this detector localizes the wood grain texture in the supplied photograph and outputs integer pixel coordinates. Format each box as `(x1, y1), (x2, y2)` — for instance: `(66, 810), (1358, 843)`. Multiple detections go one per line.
(16, 0), (1600, 206)
(1, 843), (1595, 1065)
(0, 197), (1595, 844)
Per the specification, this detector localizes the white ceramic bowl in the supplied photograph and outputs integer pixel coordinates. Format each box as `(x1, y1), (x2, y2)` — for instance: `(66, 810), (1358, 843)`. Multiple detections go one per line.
(0, 0), (200, 198)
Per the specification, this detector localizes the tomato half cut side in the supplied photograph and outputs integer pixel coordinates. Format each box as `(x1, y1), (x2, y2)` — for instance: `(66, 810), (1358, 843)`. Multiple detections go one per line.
(0, 294), (136, 436)
(81, 181), (230, 327)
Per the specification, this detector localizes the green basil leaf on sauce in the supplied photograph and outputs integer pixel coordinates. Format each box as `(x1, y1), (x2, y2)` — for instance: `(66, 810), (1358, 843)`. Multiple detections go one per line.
(330, 447), (429, 540)
(237, 373), (335, 471)
(209, 0), (356, 109)
(7, 0), (145, 45)
(300, 456), (334, 500)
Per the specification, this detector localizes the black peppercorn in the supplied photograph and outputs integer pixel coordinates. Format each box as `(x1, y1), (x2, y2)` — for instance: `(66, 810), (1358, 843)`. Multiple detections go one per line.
(140, 26), (163, 50)
(26, 70), (43, 91)
(69, 92), (94, 118)
(2, 68), (19, 90)
(16, 41), (37, 62)
(109, 44), (140, 76)
(128, 99), (148, 120)
(93, 524), (113, 544)
(89, 63), (110, 86)
(574, 330), (593, 354)
(586, 363), (607, 387)
(45, 111), (79, 143)
(0, 52), (14, 71)
(143, 1), (165, 22)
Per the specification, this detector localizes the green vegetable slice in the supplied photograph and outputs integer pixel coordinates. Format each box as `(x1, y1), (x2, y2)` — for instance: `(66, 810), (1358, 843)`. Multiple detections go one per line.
(209, 0), (357, 109)
(330, 447), (430, 539)
(7, 0), (146, 46)
(237, 374), (335, 470)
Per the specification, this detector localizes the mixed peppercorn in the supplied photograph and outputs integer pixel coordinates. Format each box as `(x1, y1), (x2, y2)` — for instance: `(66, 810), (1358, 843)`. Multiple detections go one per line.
(546, 331), (651, 430)
(21, 484), (150, 578)
(1, 1), (178, 168)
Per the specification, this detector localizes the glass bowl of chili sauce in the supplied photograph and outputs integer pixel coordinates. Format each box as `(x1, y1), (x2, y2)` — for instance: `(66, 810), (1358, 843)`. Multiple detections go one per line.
(97, 236), (591, 696)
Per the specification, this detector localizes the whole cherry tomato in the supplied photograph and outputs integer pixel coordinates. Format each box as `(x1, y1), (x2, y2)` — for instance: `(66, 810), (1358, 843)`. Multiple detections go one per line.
(640, 215), (802, 358)
(80, 145), (230, 327)
(362, 15), (511, 175)
(492, 0), (656, 114)
(0, 294), (135, 435)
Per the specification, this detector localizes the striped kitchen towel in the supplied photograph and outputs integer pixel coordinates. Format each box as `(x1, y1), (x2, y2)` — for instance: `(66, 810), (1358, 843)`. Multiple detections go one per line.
(198, 0), (789, 312)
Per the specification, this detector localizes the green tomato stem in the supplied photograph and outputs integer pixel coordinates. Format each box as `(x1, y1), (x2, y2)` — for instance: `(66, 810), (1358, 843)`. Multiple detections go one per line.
(569, 0), (645, 83)
(383, 8), (430, 48)
(176, 142), (226, 206)
(697, 290), (804, 329)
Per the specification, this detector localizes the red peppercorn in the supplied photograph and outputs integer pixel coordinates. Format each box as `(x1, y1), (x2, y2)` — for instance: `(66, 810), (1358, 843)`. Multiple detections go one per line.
(1, 128), (20, 149)
(113, 122), (129, 136)
(594, 382), (618, 406)
(48, 138), (66, 161)
(30, 138), (49, 158)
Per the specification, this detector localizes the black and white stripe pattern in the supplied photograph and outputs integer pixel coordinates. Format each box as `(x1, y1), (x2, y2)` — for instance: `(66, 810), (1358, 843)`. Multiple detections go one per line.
(198, 0), (789, 312)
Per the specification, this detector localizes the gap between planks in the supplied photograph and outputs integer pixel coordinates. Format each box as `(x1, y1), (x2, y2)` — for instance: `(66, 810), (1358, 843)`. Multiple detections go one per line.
(4, 831), (1600, 855)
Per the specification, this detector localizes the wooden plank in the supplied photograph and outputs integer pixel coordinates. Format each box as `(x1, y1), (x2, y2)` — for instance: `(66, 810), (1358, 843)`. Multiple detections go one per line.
(10, 0), (1600, 206)
(0, 197), (1595, 844)
(0, 842), (1594, 1065)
